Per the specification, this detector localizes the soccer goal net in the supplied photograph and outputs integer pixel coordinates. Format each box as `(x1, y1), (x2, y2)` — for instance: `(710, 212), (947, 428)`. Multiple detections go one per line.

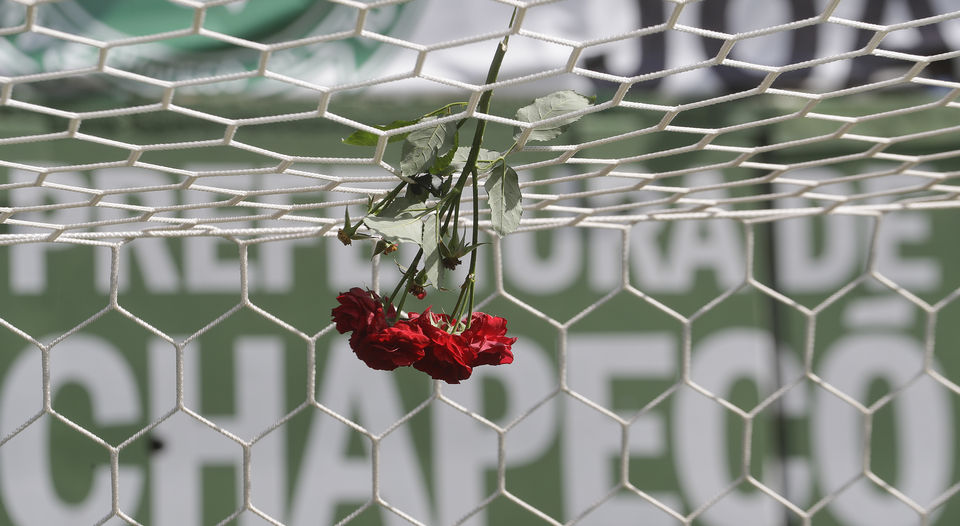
(1, 1), (959, 525)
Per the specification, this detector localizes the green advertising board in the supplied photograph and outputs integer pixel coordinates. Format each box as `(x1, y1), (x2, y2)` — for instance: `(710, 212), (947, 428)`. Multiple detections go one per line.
(2, 93), (960, 526)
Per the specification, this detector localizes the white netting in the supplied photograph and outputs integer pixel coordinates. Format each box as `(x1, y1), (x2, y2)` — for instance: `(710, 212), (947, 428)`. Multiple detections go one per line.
(2, 1), (960, 525)
(0, 0), (958, 245)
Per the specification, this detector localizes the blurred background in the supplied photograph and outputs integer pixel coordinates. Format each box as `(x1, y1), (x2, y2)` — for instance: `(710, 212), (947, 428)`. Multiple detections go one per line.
(1, 1), (960, 525)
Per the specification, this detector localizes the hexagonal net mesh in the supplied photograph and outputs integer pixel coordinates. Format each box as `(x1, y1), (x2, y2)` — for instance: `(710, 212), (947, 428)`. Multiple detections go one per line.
(0, 0), (958, 245)
(1, 0), (960, 525)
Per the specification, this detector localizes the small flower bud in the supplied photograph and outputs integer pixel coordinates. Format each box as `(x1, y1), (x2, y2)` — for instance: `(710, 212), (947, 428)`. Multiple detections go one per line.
(409, 283), (427, 300)
(442, 256), (461, 270)
(337, 229), (352, 246)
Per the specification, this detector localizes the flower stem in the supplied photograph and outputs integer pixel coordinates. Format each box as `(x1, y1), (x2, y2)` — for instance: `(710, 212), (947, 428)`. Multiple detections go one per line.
(425, 101), (469, 117)
(388, 248), (423, 313)
(440, 32), (510, 235)
(450, 274), (471, 321)
(466, 166), (480, 325)
(444, 9), (516, 326)
(370, 181), (407, 216)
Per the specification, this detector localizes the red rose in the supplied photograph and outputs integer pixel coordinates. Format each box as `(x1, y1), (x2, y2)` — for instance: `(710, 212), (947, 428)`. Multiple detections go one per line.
(410, 308), (478, 384)
(463, 312), (516, 366)
(349, 321), (429, 371)
(331, 288), (395, 334)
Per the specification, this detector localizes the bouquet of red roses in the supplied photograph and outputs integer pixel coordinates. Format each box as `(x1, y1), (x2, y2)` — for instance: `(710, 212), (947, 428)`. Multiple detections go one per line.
(332, 288), (515, 384)
(330, 14), (592, 383)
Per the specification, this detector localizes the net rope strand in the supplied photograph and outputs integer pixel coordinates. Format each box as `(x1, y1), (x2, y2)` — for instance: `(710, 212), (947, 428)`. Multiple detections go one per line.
(2, 1), (960, 525)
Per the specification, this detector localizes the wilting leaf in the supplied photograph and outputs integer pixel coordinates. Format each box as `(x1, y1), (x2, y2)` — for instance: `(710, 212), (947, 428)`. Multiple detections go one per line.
(377, 191), (428, 219)
(400, 118), (454, 178)
(513, 90), (594, 142)
(484, 161), (522, 236)
(342, 118), (422, 146)
(430, 129), (459, 175)
(364, 213), (423, 245)
(442, 146), (501, 176)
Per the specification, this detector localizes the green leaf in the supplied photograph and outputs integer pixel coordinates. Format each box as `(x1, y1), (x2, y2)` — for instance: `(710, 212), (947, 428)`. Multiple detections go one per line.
(378, 186), (429, 218)
(484, 161), (522, 237)
(342, 118), (422, 146)
(513, 90), (594, 142)
(442, 146), (501, 176)
(400, 118), (453, 178)
(377, 173), (448, 219)
(421, 211), (442, 289)
(342, 130), (379, 147)
(363, 213), (423, 245)
(430, 129), (459, 175)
